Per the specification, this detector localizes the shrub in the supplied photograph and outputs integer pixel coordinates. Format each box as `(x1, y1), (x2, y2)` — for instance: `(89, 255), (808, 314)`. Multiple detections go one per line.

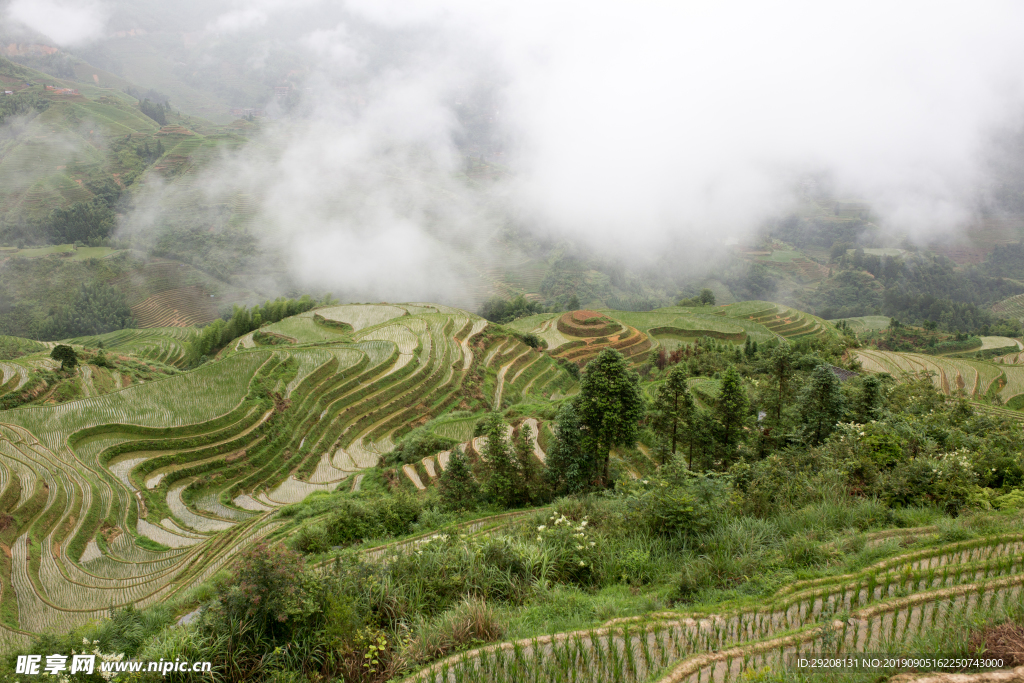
(292, 523), (331, 554)
(783, 531), (839, 568)
(675, 560), (717, 602)
(219, 543), (314, 635)
(321, 494), (423, 547)
(387, 428), (458, 466)
(884, 449), (980, 515)
(616, 548), (656, 586)
(994, 489), (1024, 510)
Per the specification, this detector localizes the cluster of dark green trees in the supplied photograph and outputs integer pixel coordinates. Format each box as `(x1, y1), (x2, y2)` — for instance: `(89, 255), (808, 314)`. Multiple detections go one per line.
(0, 90), (49, 125)
(478, 294), (546, 324)
(134, 138), (165, 164)
(139, 98), (170, 125)
(46, 201), (116, 245)
(813, 250), (1023, 332)
(436, 349), (646, 508)
(437, 415), (546, 510)
(37, 282), (135, 340)
(644, 342), (874, 472)
(39, 170), (126, 246)
(436, 338), (872, 510)
(676, 288), (716, 307)
(183, 295), (322, 366)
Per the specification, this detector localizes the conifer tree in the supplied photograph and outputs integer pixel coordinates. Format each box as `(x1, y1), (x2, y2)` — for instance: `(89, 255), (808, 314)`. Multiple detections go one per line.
(799, 365), (847, 444)
(576, 349), (646, 486)
(855, 375), (884, 422)
(482, 413), (519, 508)
(767, 343), (796, 425)
(438, 445), (479, 511)
(546, 402), (595, 494)
(650, 363), (696, 465)
(513, 422), (544, 504)
(714, 365), (747, 467)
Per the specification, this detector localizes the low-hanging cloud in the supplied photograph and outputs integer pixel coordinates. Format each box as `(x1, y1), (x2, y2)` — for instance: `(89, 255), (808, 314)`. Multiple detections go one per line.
(6, 0), (109, 46)
(121, 0), (1024, 302)
(483, 2), (1024, 250)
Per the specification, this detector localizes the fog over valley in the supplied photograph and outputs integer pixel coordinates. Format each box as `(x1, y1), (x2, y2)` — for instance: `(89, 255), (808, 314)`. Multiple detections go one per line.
(4, 1), (1024, 304)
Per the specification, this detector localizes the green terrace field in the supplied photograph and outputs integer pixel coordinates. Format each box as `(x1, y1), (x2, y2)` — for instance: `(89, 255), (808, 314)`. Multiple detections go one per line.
(992, 293), (1024, 321)
(745, 244), (831, 283)
(0, 303), (586, 644)
(715, 301), (838, 343)
(509, 305), (808, 363)
(853, 348), (1024, 408)
(106, 258), (258, 329)
(8, 300), (841, 644)
(0, 245), (124, 261)
(979, 336), (1023, 351)
(64, 327), (199, 368)
(8, 297), (1024, 683)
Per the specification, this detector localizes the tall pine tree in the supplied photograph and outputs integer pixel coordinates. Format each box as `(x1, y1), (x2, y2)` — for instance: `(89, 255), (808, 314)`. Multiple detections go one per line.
(714, 365), (748, 468)
(767, 344), (796, 426)
(650, 363), (696, 466)
(576, 349), (646, 486)
(438, 445), (479, 511)
(546, 402), (595, 494)
(482, 413), (519, 508)
(855, 375), (884, 422)
(799, 365), (847, 444)
(513, 422), (544, 505)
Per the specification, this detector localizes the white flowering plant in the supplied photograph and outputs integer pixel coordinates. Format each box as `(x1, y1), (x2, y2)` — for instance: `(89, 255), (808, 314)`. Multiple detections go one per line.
(532, 513), (600, 586)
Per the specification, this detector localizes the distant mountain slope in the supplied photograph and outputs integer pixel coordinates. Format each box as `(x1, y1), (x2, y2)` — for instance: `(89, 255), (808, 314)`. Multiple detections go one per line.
(0, 56), (249, 245)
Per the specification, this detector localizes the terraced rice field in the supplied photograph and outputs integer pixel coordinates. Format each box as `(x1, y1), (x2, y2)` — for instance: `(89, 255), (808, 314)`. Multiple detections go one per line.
(514, 309), (778, 359)
(991, 293), (1024, 321)
(507, 314), (571, 351)
(0, 301), (866, 648)
(105, 259), (255, 329)
(407, 531), (1024, 683)
(717, 301), (838, 343)
(978, 336), (1022, 351)
(0, 305), (580, 643)
(548, 322), (651, 368)
(66, 327), (199, 368)
(315, 304), (409, 331)
(853, 349), (1024, 410)
(260, 310), (353, 343)
(614, 308), (776, 344)
(131, 285), (219, 328)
